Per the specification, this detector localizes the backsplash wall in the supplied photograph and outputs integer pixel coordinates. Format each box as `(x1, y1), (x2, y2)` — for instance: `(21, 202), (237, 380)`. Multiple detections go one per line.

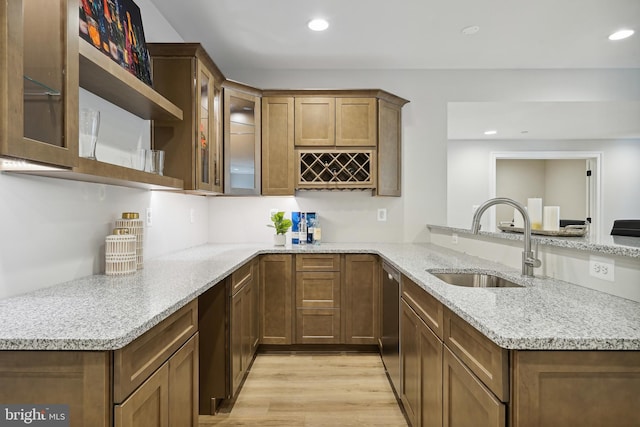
(208, 191), (404, 244)
(0, 173), (209, 299)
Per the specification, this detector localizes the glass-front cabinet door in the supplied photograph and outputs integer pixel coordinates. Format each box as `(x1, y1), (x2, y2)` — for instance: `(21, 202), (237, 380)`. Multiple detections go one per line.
(1, 0), (78, 167)
(196, 66), (214, 192)
(196, 65), (223, 193)
(224, 86), (261, 195)
(211, 83), (223, 192)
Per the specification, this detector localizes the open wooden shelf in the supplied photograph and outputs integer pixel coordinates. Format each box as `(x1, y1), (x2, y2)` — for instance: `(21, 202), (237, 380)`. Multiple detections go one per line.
(73, 158), (183, 189)
(1, 157), (184, 191)
(79, 39), (183, 121)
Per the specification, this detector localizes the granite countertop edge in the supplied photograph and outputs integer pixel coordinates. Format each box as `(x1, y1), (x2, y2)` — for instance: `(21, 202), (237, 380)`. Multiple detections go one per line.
(427, 224), (640, 258)
(0, 243), (638, 351)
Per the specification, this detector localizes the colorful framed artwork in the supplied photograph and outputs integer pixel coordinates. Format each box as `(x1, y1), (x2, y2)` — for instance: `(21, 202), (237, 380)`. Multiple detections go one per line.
(79, 0), (152, 86)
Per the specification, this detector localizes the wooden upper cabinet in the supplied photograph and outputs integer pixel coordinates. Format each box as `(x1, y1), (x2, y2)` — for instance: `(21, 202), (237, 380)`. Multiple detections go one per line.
(336, 98), (377, 147)
(376, 99), (403, 196)
(1, 0), (78, 168)
(262, 97), (295, 195)
(294, 97), (377, 147)
(224, 82), (262, 195)
(295, 97), (335, 146)
(148, 43), (224, 194)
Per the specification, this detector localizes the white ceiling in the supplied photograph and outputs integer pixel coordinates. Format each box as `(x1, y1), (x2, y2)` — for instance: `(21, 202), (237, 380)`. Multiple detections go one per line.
(147, 0), (640, 71)
(448, 101), (640, 140)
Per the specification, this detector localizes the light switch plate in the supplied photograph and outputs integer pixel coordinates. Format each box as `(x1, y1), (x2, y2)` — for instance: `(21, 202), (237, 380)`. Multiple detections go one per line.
(146, 207), (153, 227)
(377, 208), (387, 222)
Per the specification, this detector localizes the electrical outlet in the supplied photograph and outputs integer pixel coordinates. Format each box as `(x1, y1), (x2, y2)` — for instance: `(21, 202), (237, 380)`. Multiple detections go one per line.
(451, 233), (458, 244)
(377, 208), (387, 222)
(146, 207), (153, 227)
(589, 257), (614, 282)
(189, 208), (195, 224)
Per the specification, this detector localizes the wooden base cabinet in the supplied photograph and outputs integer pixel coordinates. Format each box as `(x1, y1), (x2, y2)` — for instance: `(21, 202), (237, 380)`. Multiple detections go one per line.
(512, 350), (640, 427)
(400, 299), (443, 427)
(295, 254), (342, 344)
(114, 301), (199, 427)
(0, 351), (111, 427)
(260, 254), (293, 344)
(443, 346), (505, 427)
(115, 333), (199, 427)
(0, 301), (198, 427)
(344, 254), (380, 344)
(230, 259), (259, 396)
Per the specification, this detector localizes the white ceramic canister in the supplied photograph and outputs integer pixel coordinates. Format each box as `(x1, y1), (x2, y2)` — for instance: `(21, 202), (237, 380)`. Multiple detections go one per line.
(105, 228), (137, 276)
(115, 212), (144, 269)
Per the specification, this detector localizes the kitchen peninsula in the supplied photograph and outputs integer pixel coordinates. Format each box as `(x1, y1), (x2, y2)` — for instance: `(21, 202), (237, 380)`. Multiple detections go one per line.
(0, 242), (638, 426)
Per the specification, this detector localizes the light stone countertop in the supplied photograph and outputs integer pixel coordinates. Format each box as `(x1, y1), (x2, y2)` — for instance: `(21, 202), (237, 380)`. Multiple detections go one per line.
(0, 243), (638, 351)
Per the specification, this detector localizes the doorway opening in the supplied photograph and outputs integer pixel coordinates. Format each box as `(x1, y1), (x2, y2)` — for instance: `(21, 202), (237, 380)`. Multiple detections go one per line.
(489, 151), (602, 238)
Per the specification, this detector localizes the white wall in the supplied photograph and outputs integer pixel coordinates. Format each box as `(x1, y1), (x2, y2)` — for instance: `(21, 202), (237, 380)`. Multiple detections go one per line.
(494, 159), (587, 224)
(212, 68), (640, 245)
(0, 0), (210, 299)
(544, 159), (587, 220)
(448, 139), (640, 234)
(495, 159), (546, 223)
(208, 192), (403, 244)
(3, 3), (639, 300)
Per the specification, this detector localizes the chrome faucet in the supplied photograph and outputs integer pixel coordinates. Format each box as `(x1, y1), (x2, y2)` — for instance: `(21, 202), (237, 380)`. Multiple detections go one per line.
(471, 197), (541, 277)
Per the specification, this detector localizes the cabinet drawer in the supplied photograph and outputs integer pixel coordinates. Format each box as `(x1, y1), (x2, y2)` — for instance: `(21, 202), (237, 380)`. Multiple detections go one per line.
(231, 261), (253, 295)
(401, 274), (444, 339)
(295, 254), (341, 271)
(296, 271), (341, 308)
(296, 308), (341, 344)
(443, 308), (509, 402)
(114, 300), (198, 403)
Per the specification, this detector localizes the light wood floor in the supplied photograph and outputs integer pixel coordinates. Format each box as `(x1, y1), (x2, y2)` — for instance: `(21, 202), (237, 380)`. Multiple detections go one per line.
(199, 352), (408, 426)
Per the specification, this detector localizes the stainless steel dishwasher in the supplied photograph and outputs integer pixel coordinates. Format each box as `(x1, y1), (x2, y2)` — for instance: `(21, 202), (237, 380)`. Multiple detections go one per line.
(381, 261), (400, 395)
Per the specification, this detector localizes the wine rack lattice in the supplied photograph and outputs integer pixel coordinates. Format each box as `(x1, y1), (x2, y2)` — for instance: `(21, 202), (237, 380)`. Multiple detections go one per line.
(297, 150), (376, 189)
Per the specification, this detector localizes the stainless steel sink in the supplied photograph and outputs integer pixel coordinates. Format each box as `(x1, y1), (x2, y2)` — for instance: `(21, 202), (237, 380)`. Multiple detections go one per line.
(431, 272), (523, 288)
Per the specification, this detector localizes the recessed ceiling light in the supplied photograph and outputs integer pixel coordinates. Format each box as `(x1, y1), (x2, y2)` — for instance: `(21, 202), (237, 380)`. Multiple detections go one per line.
(461, 25), (480, 35)
(608, 29), (634, 40)
(484, 130), (497, 135)
(308, 18), (329, 32)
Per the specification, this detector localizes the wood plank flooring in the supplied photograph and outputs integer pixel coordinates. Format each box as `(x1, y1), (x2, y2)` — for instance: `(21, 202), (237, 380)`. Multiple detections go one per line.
(199, 352), (408, 426)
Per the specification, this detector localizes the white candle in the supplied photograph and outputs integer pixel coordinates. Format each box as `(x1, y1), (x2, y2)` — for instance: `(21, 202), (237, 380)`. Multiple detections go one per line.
(543, 206), (560, 231)
(527, 198), (543, 230)
(513, 208), (525, 228)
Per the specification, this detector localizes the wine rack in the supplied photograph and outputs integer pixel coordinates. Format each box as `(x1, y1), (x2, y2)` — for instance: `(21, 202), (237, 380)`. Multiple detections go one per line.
(297, 150), (376, 190)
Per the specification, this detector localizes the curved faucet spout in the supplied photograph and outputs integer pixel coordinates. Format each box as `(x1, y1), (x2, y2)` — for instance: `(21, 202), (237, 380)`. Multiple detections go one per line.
(471, 197), (541, 276)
